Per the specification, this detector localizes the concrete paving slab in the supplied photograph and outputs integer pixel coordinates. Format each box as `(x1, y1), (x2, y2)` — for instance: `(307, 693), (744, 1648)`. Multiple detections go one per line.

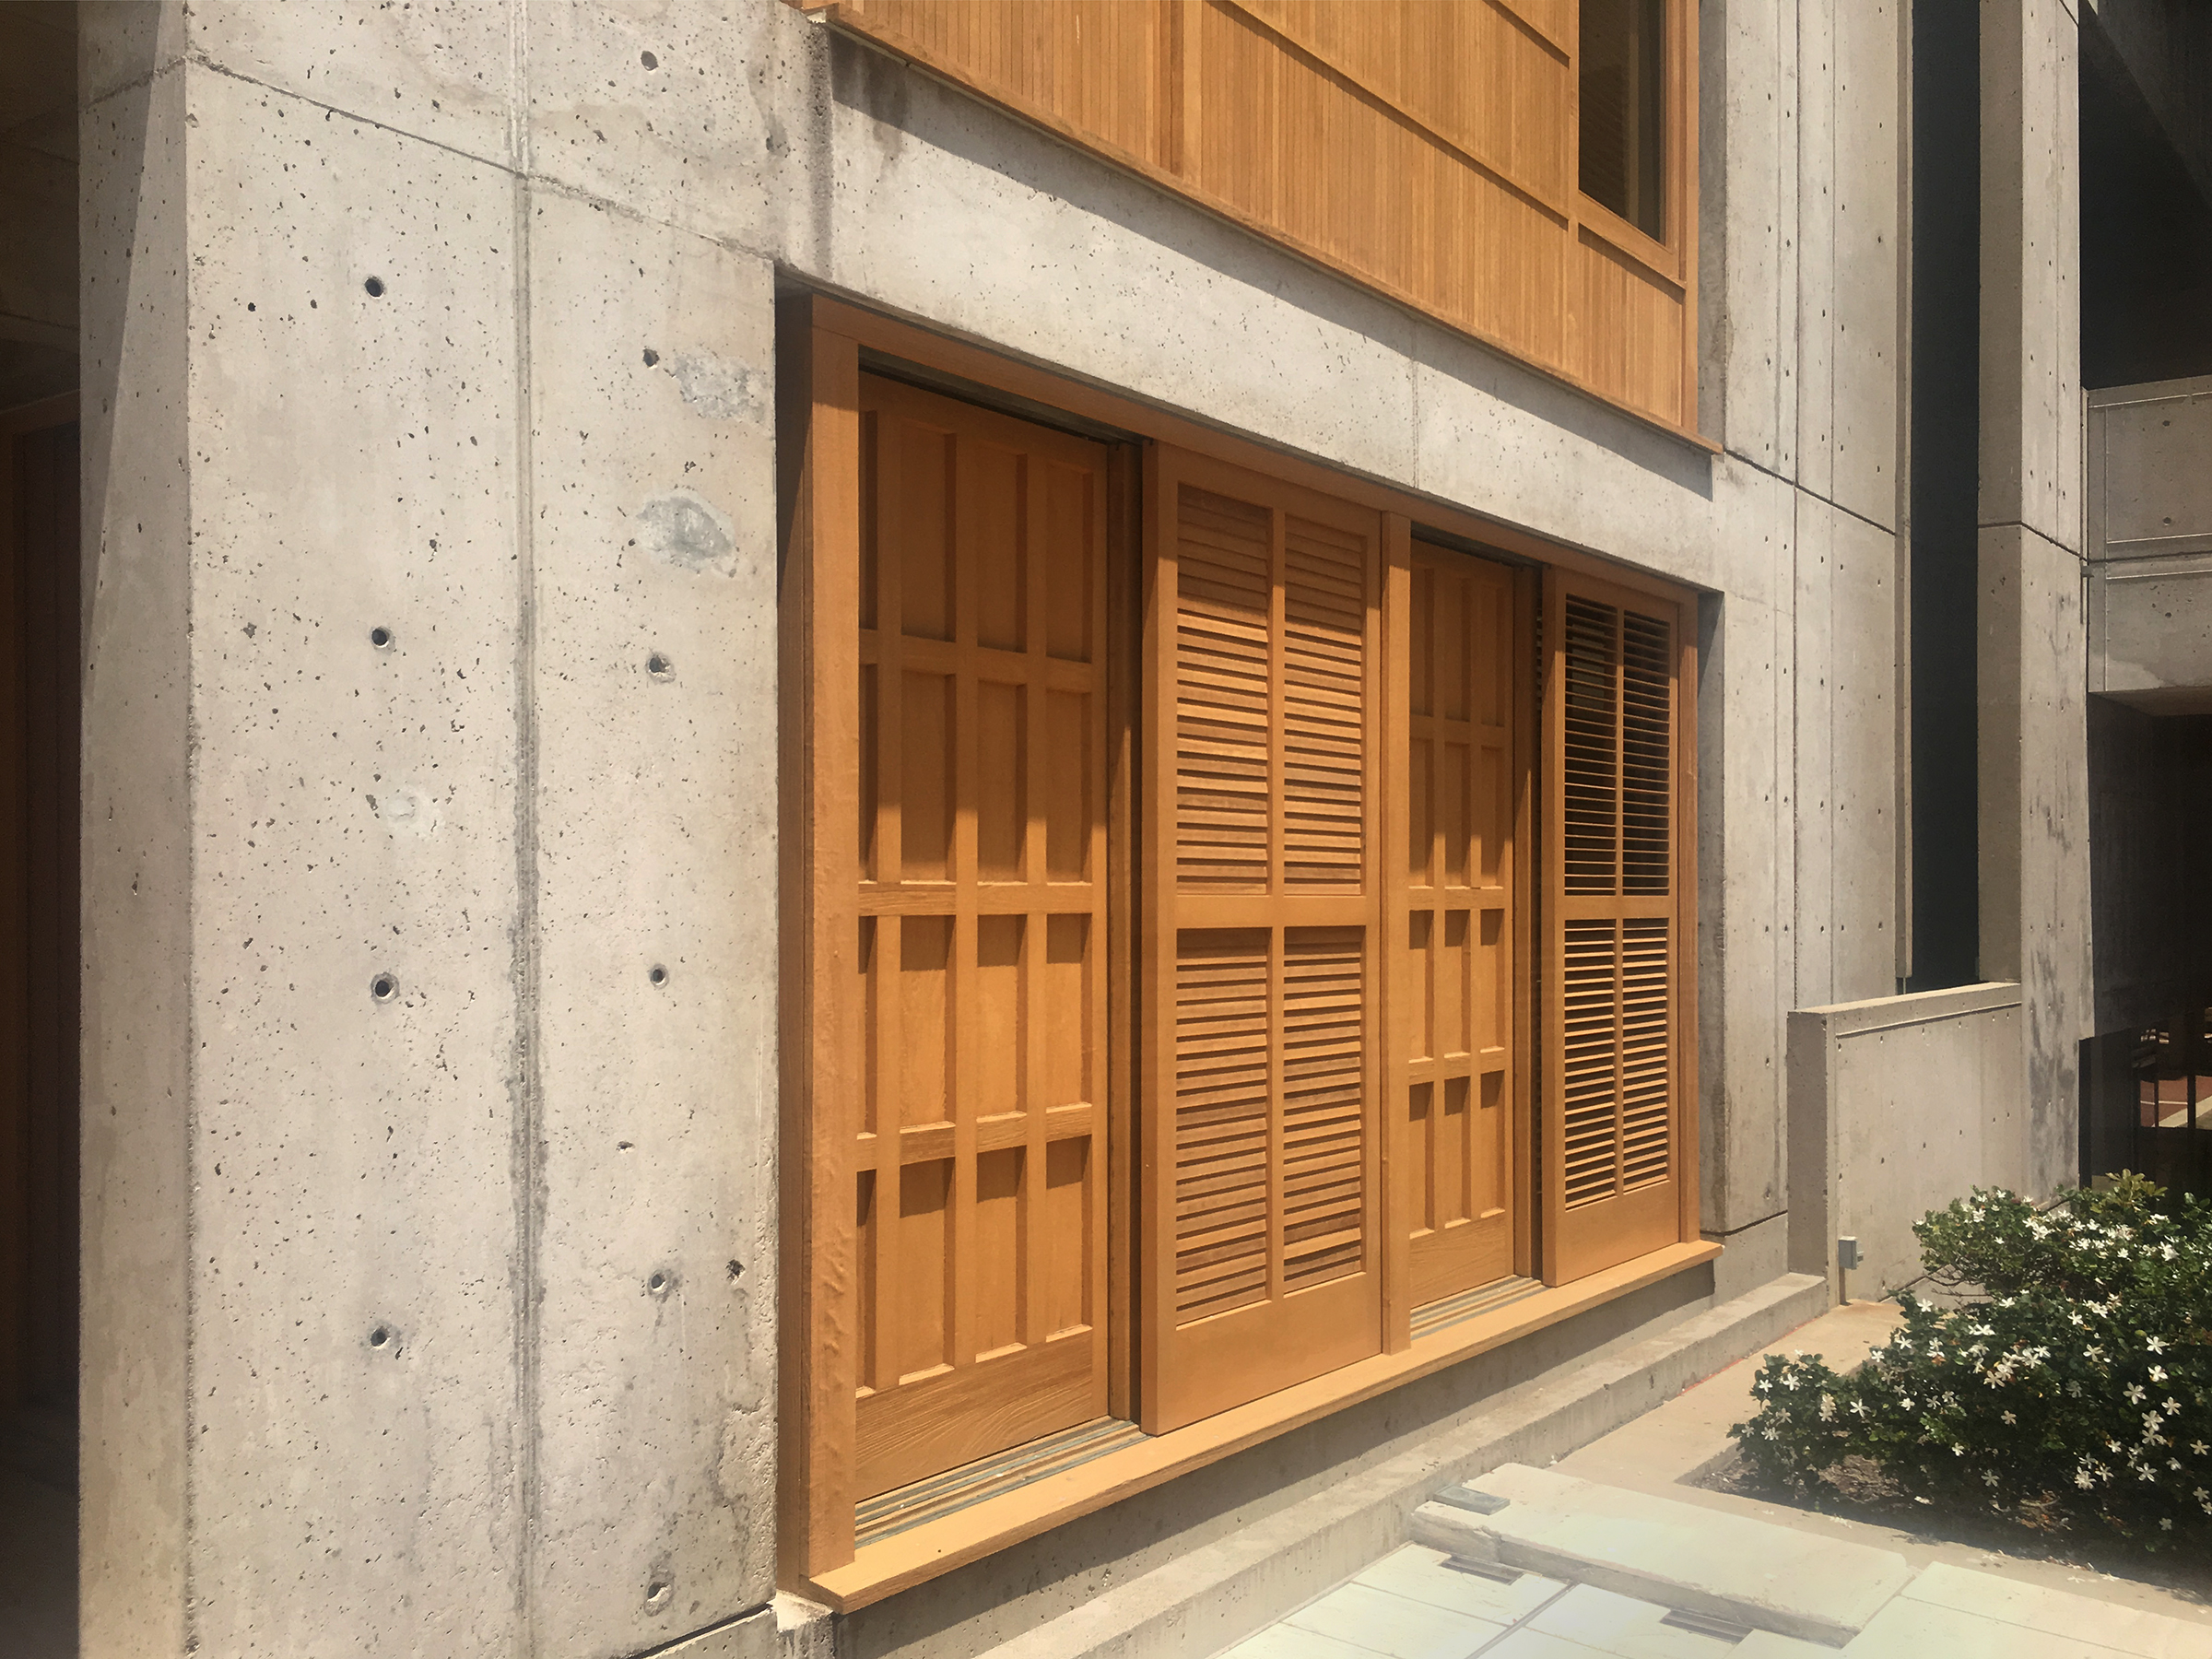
(1841, 1594), (2138, 1658)
(1223, 1623), (1398, 1659)
(1418, 1464), (1912, 1644)
(1284, 1580), (1510, 1659)
(1477, 1629), (1612, 1659)
(1526, 1584), (1748, 1659)
(1558, 1301), (2212, 1632)
(1352, 1546), (1567, 1626)
(1731, 1635), (1840, 1658)
(1900, 1563), (2212, 1659)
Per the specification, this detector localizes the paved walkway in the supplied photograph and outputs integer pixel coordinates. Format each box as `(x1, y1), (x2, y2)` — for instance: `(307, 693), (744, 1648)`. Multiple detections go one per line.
(1222, 1301), (2212, 1659)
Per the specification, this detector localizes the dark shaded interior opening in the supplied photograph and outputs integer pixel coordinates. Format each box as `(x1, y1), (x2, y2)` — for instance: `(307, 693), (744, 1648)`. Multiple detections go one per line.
(1580, 0), (1666, 240)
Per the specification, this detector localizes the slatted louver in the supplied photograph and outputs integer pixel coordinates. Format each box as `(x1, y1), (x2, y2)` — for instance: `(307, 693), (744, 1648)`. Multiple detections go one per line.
(1541, 573), (1689, 1285)
(1145, 448), (1383, 1433)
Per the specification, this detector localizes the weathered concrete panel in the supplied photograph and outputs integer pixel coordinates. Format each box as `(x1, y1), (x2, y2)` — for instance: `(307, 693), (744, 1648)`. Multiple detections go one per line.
(1791, 491), (1833, 1010)
(1793, 0), (1835, 504)
(1829, 0), (1900, 531)
(1707, 0), (1800, 471)
(1978, 522), (2093, 1197)
(78, 35), (191, 1659)
(180, 65), (526, 1658)
(186, 0), (515, 169)
(1981, 0), (2081, 552)
(2088, 375), (2212, 559)
(1826, 507), (1898, 1003)
(524, 188), (779, 1652)
(2092, 558), (2212, 696)
(1787, 984), (2025, 1296)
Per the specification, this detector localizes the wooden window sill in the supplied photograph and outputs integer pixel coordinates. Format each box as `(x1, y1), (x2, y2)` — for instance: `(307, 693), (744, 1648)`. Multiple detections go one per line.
(797, 1238), (1722, 1611)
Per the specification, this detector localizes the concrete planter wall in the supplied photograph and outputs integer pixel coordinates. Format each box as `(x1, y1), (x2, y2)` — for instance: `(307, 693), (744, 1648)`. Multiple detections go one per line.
(1786, 984), (2027, 1299)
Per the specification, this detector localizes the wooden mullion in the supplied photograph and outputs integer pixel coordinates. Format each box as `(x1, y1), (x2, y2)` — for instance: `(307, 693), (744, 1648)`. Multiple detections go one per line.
(1019, 453), (1050, 1353)
(1265, 502), (1288, 1306)
(1673, 593), (1700, 1245)
(1137, 443), (1177, 1427)
(1380, 513), (1412, 1352)
(950, 434), (982, 1381)
(1104, 443), (1138, 1425)
(778, 306), (863, 1581)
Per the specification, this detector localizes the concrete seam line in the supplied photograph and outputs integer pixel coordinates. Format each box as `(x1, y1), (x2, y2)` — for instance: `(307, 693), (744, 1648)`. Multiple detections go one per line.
(626, 1602), (777, 1659)
(1724, 447), (1900, 540)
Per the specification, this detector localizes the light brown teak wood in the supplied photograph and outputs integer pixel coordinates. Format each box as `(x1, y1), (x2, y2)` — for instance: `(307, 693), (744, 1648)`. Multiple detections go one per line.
(1140, 443), (1385, 1433)
(1538, 567), (1696, 1285)
(799, 0), (1701, 438)
(1393, 540), (1530, 1312)
(846, 373), (1117, 1499)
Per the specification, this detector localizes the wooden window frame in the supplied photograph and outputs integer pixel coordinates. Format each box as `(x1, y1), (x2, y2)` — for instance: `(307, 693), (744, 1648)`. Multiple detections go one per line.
(777, 294), (1709, 1610)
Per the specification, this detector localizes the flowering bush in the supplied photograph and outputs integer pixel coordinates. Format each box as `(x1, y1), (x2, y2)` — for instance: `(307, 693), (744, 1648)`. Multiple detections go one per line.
(1730, 1178), (2212, 1546)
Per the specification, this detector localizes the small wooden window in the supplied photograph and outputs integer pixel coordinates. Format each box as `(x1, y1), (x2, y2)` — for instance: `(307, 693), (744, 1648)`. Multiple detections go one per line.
(1579, 0), (1668, 241)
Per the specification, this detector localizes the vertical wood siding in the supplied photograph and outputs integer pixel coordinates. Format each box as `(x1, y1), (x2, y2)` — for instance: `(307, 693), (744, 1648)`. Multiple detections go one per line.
(811, 0), (1698, 432)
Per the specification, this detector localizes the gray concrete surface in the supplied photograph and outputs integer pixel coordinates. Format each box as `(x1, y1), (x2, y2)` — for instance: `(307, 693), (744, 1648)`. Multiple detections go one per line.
(2088, 376), (2212, 708)
(1785, 983), (2027, 1295)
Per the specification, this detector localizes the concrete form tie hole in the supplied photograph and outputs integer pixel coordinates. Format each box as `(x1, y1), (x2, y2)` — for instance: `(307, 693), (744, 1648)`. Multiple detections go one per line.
(641, 50), (659, 69)
(644, 1581), (672, 1610)
(648, 964), (668, 987)
(369, 1326), (391, 1349)
(363, 276), (386, 298)
(371, 972), (398, 1002)
(648, 1271), (671, 1297)
(371, 626), (394, 649)
(647, 652), (674, 679)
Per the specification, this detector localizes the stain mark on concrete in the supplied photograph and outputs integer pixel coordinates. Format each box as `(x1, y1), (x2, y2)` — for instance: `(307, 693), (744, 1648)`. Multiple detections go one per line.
(666, 351), (766, 424)
(636, 488), (737, 578)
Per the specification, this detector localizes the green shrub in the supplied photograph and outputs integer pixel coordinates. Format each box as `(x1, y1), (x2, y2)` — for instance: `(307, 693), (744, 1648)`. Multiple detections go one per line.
(1730, 1179), (2212, 1546)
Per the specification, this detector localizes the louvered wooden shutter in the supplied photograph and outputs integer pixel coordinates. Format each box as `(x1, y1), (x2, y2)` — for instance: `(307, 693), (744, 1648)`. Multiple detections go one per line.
(1540, 571), (1692, 1284)
(1141, 447), (1383, 1433)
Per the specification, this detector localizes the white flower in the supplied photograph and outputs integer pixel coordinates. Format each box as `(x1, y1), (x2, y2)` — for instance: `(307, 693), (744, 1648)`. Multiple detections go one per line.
(2150, 1366), (2169, 1383)
(1754, 1377), (1771, 1394)
(1850, 1399), (1870, 1418)
(2161, 1518), (2174, 1531)
(2192, 1441), (2209, 1457)
(1763, 1426), (1780, 1441)
(2161, 1243), (2178, 1261)
(2086, 1346), (2106, 1362)
(1952, 1443), (1966, 1457)
(1971, 1324), (1994, 1336)
(2126, 1384), (2147, 1404)
(2001, 1412), (2018, 1425)
(2146, 1336), (2167, 1355)
(2164, 1399), (2182, 1415)
(1983, 1471), (1999, 1487)
(2076, 1469), (2097, 1489)
(1819, 1394), (1837, 1422)
(2145, 1413), (2164, 1432)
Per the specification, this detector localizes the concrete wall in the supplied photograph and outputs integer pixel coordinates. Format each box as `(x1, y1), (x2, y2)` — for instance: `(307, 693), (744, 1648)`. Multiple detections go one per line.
(1978, 0), (2092, 1199)
(2087, 374), (2212, 706)
(79, 7), (780, 1657)
(1786, 983), (2027, 1296)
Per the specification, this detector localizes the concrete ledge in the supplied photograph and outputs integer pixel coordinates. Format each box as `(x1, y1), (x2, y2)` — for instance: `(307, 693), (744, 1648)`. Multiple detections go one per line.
(957, 1272), (1830, 1659)
(1414, 1465), (1911, 1646)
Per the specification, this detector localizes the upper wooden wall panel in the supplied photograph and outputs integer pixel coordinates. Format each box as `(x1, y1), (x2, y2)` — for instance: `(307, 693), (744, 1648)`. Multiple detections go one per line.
(1236, 0), (1571, 207)
(818, 0), (1698, 436)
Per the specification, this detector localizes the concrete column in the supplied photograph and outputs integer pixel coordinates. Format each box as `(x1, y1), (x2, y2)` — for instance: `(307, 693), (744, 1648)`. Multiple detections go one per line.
(78, 6), (781, 1655)
(1978, 0), (2091, 1196)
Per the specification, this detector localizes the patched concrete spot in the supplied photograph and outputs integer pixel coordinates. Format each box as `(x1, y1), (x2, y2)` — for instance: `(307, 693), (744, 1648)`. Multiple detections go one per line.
(636, 488), (737, 578)
(666, 350), (765, 424)
(367, 784), (441, 838)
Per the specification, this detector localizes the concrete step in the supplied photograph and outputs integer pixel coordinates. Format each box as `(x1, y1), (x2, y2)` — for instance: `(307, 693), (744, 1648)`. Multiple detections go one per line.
(905, 1270), (1831, 1659)
(1412, 1464), (1912, 1646)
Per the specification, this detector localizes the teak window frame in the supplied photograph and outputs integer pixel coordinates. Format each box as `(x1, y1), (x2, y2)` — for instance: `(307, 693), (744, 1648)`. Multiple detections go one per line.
(778, 294), (1708, 1610)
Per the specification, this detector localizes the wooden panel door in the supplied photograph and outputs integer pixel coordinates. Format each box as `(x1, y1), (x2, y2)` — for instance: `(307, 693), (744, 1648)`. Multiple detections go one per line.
(1395, 543), (1524, 1309)
(850, 374), (1113, 1499)
(1540, 570), (1688, 1284)
(1141, 446), (1383, 1434)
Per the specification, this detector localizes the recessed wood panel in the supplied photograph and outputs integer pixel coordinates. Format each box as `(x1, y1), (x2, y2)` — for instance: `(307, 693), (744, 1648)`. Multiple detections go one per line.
(812, 0), (1697, 433)
(850, 373), (1115, 1500)
(1398, 545), (1520, 1313)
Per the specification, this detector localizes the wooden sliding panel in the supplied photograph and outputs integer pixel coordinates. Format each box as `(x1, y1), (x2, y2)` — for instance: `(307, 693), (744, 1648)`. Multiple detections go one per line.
(1539, 570), (1691, 1285)
(850, 374), (1114, 1500)
(1141, 445), (1384, 1434)
(1397, 543), (1524, 1311)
